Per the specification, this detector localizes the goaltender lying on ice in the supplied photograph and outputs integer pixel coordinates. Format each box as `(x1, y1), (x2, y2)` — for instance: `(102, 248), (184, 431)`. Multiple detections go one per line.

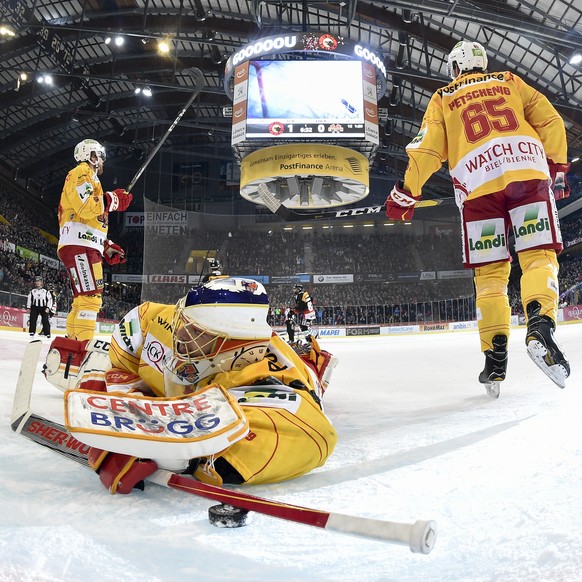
(42, 277), (339, 495)
(14, 341), (437, 552)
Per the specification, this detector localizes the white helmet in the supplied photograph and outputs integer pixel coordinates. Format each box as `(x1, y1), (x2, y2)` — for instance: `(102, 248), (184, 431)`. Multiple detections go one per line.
(167, 277), (272, 385)
(74, 139), (106, 164)
(446, 41), (488, 79)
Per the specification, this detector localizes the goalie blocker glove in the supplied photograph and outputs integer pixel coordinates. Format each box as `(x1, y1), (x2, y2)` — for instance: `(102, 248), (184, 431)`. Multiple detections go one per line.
(548, 160), (571, 200)
(103, 239), (126, 265)
(385, 181), (421, 221)
(104, 188), (133, 212)
(88, 448), (158, 494)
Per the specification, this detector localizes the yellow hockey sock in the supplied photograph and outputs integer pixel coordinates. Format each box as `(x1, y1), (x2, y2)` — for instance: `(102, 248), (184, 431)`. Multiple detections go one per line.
(474, 261), (511, 352)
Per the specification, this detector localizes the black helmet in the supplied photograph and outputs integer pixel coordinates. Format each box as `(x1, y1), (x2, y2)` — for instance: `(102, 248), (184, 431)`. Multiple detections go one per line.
(293, 284), (303, 294)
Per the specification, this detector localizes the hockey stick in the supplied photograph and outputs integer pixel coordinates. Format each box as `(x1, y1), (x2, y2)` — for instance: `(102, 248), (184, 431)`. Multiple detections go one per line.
(11, 341), (437, 554)
(257, 183), (453, 222)
(127, 68), (206, 193)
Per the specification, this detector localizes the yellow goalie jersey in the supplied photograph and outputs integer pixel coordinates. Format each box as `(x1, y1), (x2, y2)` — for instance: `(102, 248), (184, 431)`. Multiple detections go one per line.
(58, 162), (108, 253)
(403, 71), (568, 201)
(109, 302), (337, 485)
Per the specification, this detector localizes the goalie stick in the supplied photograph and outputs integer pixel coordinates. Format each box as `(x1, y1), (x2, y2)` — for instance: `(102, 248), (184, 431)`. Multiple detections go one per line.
(257, 183), (454, 223)
(11, 340), (437, 554)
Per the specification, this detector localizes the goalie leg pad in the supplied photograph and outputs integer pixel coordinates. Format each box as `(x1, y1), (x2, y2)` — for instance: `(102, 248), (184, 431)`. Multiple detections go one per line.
(88, 447), (158, 494)
(319, 351), (339, 394)
(74, 339), (112, 392)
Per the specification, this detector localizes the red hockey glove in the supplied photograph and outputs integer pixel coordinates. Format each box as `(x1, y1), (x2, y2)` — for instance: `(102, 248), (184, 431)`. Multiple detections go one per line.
(103, 239), (126, 265)
(88, 448), (158, 494)
(385, 180), (421, 221)
(104, 188), (133, 212)
(548, 160), (571, 200)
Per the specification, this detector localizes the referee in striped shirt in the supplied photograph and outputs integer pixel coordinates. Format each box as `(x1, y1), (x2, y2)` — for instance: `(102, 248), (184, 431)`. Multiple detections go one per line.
(27, 276), (53, 338)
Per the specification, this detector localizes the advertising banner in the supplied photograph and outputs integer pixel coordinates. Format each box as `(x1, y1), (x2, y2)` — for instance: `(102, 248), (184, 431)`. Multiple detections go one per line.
(381, 325), (420, 334)
(313, 274), (354, 284)
(346, 327), (380, 336)
(562, 305), (582, 322)
(317, 328), (345, 338)
(149, 274), (188, 284)
(1, 306), (26, 328)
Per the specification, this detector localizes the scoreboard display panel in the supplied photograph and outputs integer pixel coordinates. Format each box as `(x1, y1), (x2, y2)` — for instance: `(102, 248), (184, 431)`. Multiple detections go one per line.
(243, 60), (367, 140)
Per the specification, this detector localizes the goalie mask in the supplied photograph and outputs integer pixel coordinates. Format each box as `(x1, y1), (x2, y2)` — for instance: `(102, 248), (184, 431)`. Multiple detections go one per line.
(166, 277), (272, 385)
(446, 41), (488, 79)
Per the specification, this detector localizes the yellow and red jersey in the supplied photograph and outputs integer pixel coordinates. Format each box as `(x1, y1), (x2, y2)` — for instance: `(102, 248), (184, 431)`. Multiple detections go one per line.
(58, 162), (108, 254)
(108, 301), (337, 484)
(403, 71), (568, 201)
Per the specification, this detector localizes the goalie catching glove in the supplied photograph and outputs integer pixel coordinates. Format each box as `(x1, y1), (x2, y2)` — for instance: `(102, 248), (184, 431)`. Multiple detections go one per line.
(548, 160), (571, 200)
(88, 448), (158, 494)
(386, 181), (421, 221)
(104, 188), (133, 212)
(104, 239), (126, 265)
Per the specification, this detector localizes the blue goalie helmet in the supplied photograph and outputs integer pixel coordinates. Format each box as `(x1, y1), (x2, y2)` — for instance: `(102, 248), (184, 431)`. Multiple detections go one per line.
(181, 277), (271, 340)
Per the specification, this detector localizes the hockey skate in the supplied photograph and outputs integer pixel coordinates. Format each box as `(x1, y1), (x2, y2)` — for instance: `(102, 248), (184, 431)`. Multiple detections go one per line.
(525, 301), (570, 389)
(478, 335), (508, 398)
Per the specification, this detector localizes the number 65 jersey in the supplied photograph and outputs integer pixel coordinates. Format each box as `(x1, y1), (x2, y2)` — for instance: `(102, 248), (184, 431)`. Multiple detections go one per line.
(402, 71), (568, 202)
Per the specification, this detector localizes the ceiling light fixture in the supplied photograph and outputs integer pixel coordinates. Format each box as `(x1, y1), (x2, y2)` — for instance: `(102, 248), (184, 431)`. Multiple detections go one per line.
(37, 73), (53, 85)
(142, 86), (152, 97)
(570, 53), (582, 65)
(0, 25), (16, 36)
(157, 39), (171, 54)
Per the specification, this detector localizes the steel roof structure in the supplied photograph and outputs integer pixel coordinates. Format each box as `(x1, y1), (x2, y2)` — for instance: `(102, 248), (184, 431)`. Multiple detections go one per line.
(1, 0), (581, 213)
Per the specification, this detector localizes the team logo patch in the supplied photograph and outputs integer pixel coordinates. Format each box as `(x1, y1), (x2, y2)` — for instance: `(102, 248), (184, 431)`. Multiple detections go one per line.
(509, 202), (554, 252)
(174, 361), (199, 383)
(241, 280), (258, 292)
(465, 218), (508, 264)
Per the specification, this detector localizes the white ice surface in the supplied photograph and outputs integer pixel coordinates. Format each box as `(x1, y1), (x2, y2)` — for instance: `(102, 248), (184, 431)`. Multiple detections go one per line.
(1, 324), (581, 582)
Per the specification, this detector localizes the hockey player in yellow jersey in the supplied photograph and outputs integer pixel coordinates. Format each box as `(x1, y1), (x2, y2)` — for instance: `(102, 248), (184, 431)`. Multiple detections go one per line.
(385, 40), (571, 393)
(58, 139), (132, 341)
(46, 277), (338, 494)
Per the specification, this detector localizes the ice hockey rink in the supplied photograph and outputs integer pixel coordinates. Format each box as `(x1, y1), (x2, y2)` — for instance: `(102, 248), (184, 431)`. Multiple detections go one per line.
(1, 323), (581, 582)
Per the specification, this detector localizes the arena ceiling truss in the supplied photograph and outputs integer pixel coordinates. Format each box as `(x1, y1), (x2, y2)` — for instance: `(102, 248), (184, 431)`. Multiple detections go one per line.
(1, 0), (581, 211)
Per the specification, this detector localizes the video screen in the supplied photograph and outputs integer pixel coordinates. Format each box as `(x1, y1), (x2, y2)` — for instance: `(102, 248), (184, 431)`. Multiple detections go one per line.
(244, 60), (366, 139)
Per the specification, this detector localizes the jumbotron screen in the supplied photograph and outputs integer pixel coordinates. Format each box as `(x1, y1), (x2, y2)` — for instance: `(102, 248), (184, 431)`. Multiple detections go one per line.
(242, 60), (366, 139)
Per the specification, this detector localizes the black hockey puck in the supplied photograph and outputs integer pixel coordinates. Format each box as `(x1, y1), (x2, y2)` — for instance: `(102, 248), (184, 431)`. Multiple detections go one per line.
(208, 504), (251, 528)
